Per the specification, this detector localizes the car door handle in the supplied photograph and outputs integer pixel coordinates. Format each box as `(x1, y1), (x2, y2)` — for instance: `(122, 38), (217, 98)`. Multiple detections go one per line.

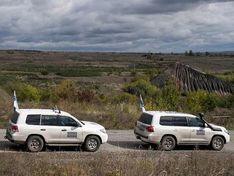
(61, 129), (67, 131)
(40, 129), (46, 131)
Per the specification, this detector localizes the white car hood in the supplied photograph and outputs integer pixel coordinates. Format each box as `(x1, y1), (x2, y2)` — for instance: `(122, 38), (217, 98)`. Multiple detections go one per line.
(82, 121), (104, 129)
(209, 123), (226, 131)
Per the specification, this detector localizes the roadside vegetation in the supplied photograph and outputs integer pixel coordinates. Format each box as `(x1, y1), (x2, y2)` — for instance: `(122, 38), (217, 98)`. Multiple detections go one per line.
(0, 151), (233, 176)
(0, 50), (233, 129)
(1, 74), (233, 129)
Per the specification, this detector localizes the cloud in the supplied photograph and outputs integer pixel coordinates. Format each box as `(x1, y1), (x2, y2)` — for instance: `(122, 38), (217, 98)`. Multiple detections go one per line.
(0, 0), (234, 52)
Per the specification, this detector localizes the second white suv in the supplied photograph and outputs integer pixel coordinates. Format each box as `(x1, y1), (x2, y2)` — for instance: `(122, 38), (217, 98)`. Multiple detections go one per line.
(134, 111), (230, 151)
(5, 109), (108, 152)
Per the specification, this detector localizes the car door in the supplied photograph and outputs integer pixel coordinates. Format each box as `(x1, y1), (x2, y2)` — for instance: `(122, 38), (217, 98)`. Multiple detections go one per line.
(188, 117), (211, 144)
(171, 116), (191, 144)
(40, 115), (62, 143)
(58, 116), (83, 143)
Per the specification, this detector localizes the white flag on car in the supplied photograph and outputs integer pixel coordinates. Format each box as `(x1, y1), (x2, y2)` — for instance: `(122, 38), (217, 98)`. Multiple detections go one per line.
(13, 90), (19, 111)
(139, 94), (145, 112)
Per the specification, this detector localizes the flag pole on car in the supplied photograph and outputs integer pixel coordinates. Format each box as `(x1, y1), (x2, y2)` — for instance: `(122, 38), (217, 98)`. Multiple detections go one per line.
(139, 94), (145, 112)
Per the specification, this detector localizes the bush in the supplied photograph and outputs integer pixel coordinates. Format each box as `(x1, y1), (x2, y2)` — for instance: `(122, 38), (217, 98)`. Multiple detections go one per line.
(7, 83), (41, 102)
(124, 79), (160, 98)
(53, 80), (76, 102)
(161, 82), (181, 111)
(186, 91), (220, 113)
(110, 93), (137, 104)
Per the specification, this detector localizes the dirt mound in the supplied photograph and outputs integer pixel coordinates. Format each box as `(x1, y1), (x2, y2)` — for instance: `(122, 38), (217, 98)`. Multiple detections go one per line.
(151, 63), (233, 95)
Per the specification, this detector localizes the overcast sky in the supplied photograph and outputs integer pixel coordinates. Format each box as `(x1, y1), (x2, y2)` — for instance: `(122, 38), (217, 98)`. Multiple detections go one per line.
(0, 0), (234, 52)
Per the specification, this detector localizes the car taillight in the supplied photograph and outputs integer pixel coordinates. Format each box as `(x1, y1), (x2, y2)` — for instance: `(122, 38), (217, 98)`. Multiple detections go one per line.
(146, 126), (154, 132)
(11, 125), (19, 133)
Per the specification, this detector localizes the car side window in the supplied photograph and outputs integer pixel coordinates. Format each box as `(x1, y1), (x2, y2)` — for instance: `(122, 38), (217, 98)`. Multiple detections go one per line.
(26, 115), (41, 125)
(188, 117), (204, 127)
(41, 115), (58, 126)
(160, 116), (188, 126)
(160, 116), (173, 126)
(58, 116), (79, 127)
(173, 116), (188, 126)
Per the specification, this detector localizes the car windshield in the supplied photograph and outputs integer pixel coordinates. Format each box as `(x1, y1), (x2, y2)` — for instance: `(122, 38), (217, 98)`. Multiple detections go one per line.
(71, 114), (85, 125)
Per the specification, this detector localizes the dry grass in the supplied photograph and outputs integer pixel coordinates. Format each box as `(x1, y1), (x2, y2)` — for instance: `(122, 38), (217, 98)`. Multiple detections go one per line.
(0, 151), (233, 176)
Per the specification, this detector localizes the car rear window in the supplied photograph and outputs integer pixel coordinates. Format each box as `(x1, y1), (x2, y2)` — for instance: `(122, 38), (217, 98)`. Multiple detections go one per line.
(138, 113), (153, 125)
(26, 115), (41, 125)
(11, 111), (19, 124)
(160, 116), (188, 126)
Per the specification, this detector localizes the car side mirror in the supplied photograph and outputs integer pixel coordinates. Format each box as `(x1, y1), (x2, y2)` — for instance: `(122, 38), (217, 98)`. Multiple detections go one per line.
(199, 123), (206, 128)
(74, 123), (80, 127)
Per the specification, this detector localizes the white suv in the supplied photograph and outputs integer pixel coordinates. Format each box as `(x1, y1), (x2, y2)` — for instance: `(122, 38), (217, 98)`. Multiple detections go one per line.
(5, 109), (108, 152)
(134, 111), (230, 151)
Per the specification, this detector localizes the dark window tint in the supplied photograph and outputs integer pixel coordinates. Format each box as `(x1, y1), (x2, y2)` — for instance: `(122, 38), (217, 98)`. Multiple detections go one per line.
(160, 116), (173, 126)
(188, 117), (205, 127)
(58, 116), (79, 126)
(173, 116), (188, 126)
(11, 112), (19, 124)
(41, 115), (58, 126)
(26, 115), (41, 125)
(138, 113), (153, 125)
(160, 116), (188, 126)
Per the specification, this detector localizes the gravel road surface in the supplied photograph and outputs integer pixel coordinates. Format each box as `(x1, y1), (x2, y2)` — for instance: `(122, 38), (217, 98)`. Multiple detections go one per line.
(0, 129), (233, 152)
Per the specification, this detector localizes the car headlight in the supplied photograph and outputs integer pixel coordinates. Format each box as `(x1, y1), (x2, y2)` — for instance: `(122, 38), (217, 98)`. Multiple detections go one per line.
(100, 128), (106, 134)
(224, 129), (229, 135)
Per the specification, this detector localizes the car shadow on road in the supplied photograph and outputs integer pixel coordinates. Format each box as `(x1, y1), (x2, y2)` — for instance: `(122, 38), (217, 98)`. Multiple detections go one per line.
(0, 140), (82, 152)
(108, 141), (210, 151)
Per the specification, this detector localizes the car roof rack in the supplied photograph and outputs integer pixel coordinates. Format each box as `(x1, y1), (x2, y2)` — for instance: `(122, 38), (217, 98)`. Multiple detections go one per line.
(52, 106), (61, 114)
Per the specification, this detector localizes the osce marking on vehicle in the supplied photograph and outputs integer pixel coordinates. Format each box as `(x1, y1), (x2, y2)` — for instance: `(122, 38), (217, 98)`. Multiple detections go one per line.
(67, 132), (77, 138)
(196, 130), (205, 135)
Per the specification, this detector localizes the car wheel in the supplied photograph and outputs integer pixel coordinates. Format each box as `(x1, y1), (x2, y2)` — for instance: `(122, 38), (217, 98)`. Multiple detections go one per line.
(161, 136), (176, 151)
(84, 136), (100, 152)
(27, 135), (44, 152)
(211, 136), (224, 151)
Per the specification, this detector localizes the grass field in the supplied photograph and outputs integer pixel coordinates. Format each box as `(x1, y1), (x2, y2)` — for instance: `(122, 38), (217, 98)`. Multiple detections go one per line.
(0, 50), (233, 129)
(0, 151), (233, 176)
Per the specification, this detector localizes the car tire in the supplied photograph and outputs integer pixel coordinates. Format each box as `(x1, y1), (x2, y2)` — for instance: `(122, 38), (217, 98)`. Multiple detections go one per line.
(27, 135), (44, 152)
(211, 136), (224, 151)
(84, 136), (100, 152)
(161, 136), (176, 151)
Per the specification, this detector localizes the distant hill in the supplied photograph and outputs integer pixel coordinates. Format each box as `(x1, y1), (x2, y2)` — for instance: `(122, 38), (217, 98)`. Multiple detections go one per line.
(151, 63), (233, 95)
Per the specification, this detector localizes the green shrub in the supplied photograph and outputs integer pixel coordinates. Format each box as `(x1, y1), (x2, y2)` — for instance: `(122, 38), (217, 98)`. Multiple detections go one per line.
(8, 83), (41, 102)
(124, 79), (160, 98)
(154, 81), (181, 111)
(186, 91), (221, 113)
(54, 80), (76, 101)
(110, 93), (137, 104)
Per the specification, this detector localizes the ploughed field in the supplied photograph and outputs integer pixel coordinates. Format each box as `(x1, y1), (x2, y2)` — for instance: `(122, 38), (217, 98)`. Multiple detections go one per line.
(0, 50), (233, 85)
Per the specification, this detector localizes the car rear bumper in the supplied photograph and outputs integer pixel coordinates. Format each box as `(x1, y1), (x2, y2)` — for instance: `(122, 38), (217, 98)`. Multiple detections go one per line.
(134, 131), (161, 144)
(5, 131), (25, 145)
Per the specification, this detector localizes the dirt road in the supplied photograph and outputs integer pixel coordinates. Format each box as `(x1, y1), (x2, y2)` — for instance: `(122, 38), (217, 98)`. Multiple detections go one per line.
(0, 129), (233, 152)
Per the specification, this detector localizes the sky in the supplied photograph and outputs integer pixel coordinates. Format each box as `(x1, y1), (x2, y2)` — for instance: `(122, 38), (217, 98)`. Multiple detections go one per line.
(0, 0), (234, 53)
